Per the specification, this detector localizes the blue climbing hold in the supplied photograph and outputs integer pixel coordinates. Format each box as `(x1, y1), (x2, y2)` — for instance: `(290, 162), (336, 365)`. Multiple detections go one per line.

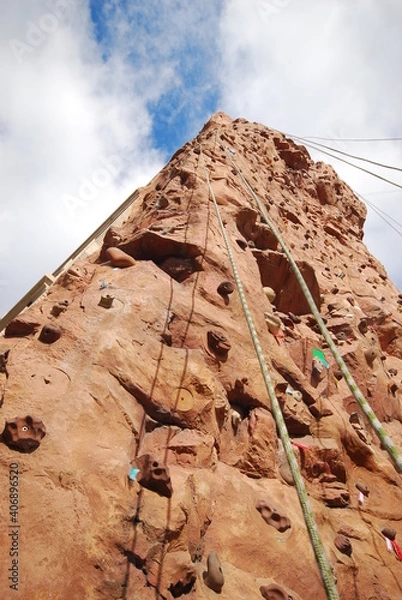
(129, 468), (139, 481)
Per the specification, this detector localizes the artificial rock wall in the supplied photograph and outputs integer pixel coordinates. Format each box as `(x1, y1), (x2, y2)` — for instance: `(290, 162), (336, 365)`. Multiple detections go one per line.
(1, 112), (402, 599)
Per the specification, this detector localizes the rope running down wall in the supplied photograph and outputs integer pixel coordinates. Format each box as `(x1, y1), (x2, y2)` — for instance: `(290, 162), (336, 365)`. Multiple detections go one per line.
(222, 141), (402, 475)
(198, 142), (340, 600)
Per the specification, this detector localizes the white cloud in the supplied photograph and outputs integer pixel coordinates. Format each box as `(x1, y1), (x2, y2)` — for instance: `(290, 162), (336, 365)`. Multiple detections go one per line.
(218, 0), (402, 288)
(0, 1), (166, 317)
(1, 0), (402, 319)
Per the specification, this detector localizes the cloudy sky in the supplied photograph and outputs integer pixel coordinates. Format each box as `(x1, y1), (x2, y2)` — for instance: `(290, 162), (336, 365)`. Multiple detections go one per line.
(1, 0), (402, 319)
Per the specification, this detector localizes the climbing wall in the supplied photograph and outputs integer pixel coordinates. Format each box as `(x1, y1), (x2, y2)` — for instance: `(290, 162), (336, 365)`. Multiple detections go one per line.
(1, 112), (402, 599)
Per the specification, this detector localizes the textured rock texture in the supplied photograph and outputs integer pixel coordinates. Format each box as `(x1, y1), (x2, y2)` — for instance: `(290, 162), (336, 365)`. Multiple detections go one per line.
(1, 112), (402, 599)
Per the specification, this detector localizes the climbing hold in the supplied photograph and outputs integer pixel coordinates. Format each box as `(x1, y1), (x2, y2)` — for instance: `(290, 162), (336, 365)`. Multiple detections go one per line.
(334, 534), (352, 557)
(355, 482), (369, 503)
(288, 312), (301, 324)
(128, 467), (139, 481)
(231, 408), (242, 430)
(217, 281), (235, 296)
(50, 300), (69, 317)
(105, 247), (136, 268)
(203, 552), (224, 593)
(0, 349), (10, 375)
(236, 239), (248, 250)
(207, 330), (231, 357)
(256, 499), (291, 532)
(234, 376), (248, 390)
(263, 287), (276, 303)
(39, 324), (61, 344)
(264, 313), (282, 335)
(382, 527), (396, 541)
(160, 331), (173, 346)
(313, 348), (329, 368)
(292, 440), (309, 451)
(364, 347), (377, 365)
(1, 415), (46, 453)
(349, 412), (370, 444)
(358, 319), (368, 334)
(136, 454), (172, 498)
(312, 357), (325, 378)
(98, 294), (114, 309)
(388, 380), (398, 395)
(172, 388), (194, 412)
(259, 583), (290, 600)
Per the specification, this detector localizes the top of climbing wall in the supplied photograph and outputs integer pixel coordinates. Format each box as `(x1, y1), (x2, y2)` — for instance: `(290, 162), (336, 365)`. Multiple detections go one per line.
(1, 112), (402, 600)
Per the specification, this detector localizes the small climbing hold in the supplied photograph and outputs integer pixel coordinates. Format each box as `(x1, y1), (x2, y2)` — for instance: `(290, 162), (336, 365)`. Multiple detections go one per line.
(388, 380), (398, 395)
(259, 583), (290, 600)
(207, 330), (231, 357)
(355, 482), (369, 505)
(364, 347), (377, 365)
(264, 313), (282, 335)
(256, 498), (291, 532)
(172, 387), (194, 412)
(236, 239), (248, 250)
(0, 349), (10, 375)
(128, 467), (139, 481)
(98, 294), (114, 309)
(160, 331), (173, 346)
(382, 527), (396, 541)
(100, 279), (107, 289)
(50, 300), (69, 317)
(349, 412), (370, 444)
(217, 281), (235, 296)
(136, 454), (172, 498)
(1, 415), (46, 453)
(313, 348), (329, 369)
(312, 357), (325, 378)
(231, 408), (242, 430)
(334, 534), (352, 557)
(292, 440), (309, 451)
(106, 247), (136, 268)
(288, 312), (301, 324)
(39, 324), (61, 344)
(263, 287), (276, 303)
(234, 377), (248, 390)
(203, 552), (224, 593)
(358, 319), (368, 334)
(356, 482), (369, 497)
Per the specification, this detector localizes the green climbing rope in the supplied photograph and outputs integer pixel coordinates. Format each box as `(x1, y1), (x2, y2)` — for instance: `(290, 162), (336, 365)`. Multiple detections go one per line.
(223, 143), (402, 474)
(199, 143), (340, 600)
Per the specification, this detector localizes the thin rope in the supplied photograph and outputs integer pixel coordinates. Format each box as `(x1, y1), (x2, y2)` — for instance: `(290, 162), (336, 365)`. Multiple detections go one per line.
(222, 144), (402, 475)
(198, 143), (340, 600)
(289, 135), (402, 173)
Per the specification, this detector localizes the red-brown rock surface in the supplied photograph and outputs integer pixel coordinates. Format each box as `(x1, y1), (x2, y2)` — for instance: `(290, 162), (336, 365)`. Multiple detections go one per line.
(1, 112), (402, 599)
